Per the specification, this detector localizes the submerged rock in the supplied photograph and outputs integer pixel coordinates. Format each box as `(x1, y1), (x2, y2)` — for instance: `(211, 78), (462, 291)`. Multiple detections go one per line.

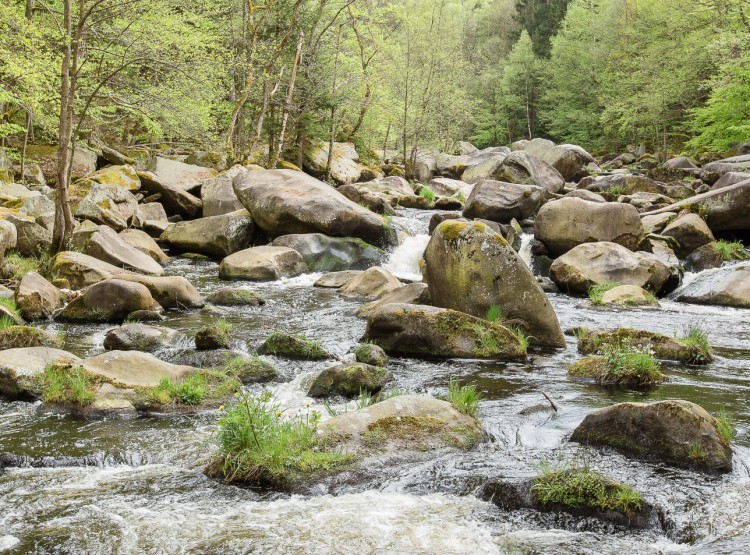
(570, 400), (732, 472)
(307, 363), (392, 398)
(271, 233), (384, 272)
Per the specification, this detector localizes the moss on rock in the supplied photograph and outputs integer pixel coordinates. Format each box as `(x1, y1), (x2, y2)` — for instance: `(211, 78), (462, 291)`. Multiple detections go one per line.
(0, 326), (63, 350)
(258, 332), (329, 360)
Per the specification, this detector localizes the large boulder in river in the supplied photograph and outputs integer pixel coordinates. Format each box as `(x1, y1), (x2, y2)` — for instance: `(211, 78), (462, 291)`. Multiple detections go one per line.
(339, 266), (402, 300)
(69, 180), (138, 231)
(301, 140), (362, 184)
(81, 350), (196, 388)
(201, 176), (244, 216)
(661, 213), (715, 258)
(535, 197), (642, 256)
(58, 279), (161, 322)
(0, 347), (81, 398)
(355, 282), (430, 319)
(570, 400), (732, 472)
(119, 229), (169, 264)
(49, 251), (131, 289)
(363, 303), (526, 359)
(550, 242), (670, 295)
(493, 151), (565, 193)
(15, 272), (63, 321)
(424, 221), (564, 348)
(521, 138), (595, 181)
(670, 262), (750, 308)
(308, 363), (392, 398)
(138, 170), (202, 219)
(219, 246), (308, 281)
(271, 233), (384, 272)
(160, 210), (254, 258)
(234, 169), (396, 248)
(147, 156), (217, 193)
(462, 180), (546, 224)
(103, 323), (185, 352)
(71, 225), (165, 275)
(115, 274), (204, 309)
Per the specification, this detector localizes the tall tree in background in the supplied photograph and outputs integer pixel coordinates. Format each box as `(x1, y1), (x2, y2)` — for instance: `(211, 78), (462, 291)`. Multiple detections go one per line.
(502, 30), (542, 141)
(514, 0), (571, 57)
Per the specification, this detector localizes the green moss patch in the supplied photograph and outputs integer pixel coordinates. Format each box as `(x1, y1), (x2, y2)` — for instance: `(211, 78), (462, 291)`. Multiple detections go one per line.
(206, 288), (265, 306)
(259, 332), (329, 360)
(0, 326), (63, 350)
(577, 327), (712, 364)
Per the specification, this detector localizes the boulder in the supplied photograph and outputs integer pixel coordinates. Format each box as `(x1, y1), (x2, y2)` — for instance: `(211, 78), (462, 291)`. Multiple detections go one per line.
(206, 288), (264, 306)
(195, 325), (230, 350)
(185, 150), (227, 172)
(313, 270), (362, 289)
(427, 177), (473, 198)
(115, 274), (205, 309)
(599, 285), (658, 307)
(457, 141), (479, 155)
(138, 170), (202, 219)
(69, 180), (138, 231)
(316, 394), (484, 453)
(233, 169), (396, 248)
(522, 139), (595, 181)
(664, 156), (698, 170)
(49, 251), (132, 289)
(711, 172), (750, 191)
(98, 144), (136, 166)
(132, 202), (170, 235)
(493, 151), (565, 193)
(0, 326), (62, 350)
(71, 225), (164, 275)
(160, 210), (254, 258)
(684, 243), (723, 272)
(461, 154), (508, 184)
(0, 347), (81, 398)
(147, 156), (217, 193)
(15, 272), (63, 320)
(564, 189), (606, 203)
(462, 180), (546, 224)
(641, 213), (676, 234)
(355, 282), (430, 319)
(57, 279), (161, 322)
(570, 400), (732, 472)
(339, 266), (402, 300)
(535, 198), (642, 256)
(26, 145), (97, 185)
(577, 328), (711, 364)
(550, 242), (670, 295)
(0, 219), (17, 257)
(424, 221), (564, 347)
(354, 343), (389, 367)
(258, 332), (329, 360)
(201, 176), (244, 216)
(14, 194), (55, 230)
(87, 165), (140, 191)
(81, 350), (196, 388)
(358, 176), (413, 197)
(271, 233), (384, 272)
(307, 363), (392, 398)
(119, 229), (169, 264)
(103, 323), (185, 352)
(0, 182), (39, 202)
(337, 184), (396, 215)
(700, 154), (750, 184)
(0, 210), (50, 256)
(363, 303), (526, 359)
(219, 246), (308, 281)
(301, 140), (362, 184)
(661, 213), (715, 258)
(670, 262), (750, 308)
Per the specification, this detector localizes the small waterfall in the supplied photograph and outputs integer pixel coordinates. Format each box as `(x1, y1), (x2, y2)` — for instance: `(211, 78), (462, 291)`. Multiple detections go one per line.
(518, 233), (534, 268)
(384, 234), (430, 282)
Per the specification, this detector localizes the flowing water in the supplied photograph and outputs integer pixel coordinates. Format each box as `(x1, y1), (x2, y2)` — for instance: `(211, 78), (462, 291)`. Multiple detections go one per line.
(2, 208), (750, 554)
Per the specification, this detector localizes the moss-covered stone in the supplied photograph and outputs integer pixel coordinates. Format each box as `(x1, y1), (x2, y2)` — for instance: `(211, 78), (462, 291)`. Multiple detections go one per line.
(577, 328), (712, 364)
(195, 325), (231, 350)
(0, 326), (63, 350)
(354, 343), (389, 367)
(308, 363), (392, 398)
(206, 288), (265, 306)
(223, 355), (278, 383)
(258, 332), (329, 360)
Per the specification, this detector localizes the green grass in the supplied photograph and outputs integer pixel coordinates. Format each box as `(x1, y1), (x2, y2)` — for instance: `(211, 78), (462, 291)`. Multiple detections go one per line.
(38, 365), (97, 406)
(446, 378), (481, 417)
(148, 369), (241, 406)
(208, 391), (351, 485)
(454, 191), (466, 203)
(608, 184), (626, 196)
(677, 324), (712, 363)
(716, 407), (735, 445)
(486, 304), (502, 323)
(215, 318), (233, 343)
(713, 240), (748, 261)
(588, 282), (620, 305)
(419, 187), (436, 201)
(531, 462), (643, 514)
(3, 251), (49, 280)
(688, 442), (708, 463)
(569, 342), (665, 385)
(512, 327), (530, 352)
(259, 332), (328, 359)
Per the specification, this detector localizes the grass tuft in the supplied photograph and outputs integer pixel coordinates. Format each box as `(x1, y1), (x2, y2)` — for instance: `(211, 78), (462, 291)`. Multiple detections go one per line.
(569, 341), (664, 386)
(486, 304), (502, 323)
(148, 369), (241, 406)
(713, 240), (748, 261)
(716, 407), (735, 445)
(38, 365), (97, 406)
(419, 187), (436, 201)
(588, 282), (621, 305)
(446, 378), (481, 417)
(677, 324), (712, 364)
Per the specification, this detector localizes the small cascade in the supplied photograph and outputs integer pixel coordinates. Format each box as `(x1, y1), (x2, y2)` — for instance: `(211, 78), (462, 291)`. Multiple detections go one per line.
(384, 208), (434, 282)
(518, 233), (534, 268)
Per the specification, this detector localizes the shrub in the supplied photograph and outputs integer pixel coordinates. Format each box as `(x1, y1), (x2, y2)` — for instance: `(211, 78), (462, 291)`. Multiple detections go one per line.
(607, 185), (626, 196)
(588, 282), (620, 305)
(713, 240), (748, 261)
(208, 391), (351, 484)
(446, 378), (481, 417)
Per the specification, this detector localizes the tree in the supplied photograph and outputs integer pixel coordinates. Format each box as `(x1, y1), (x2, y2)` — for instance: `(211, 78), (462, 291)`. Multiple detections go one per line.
(514, 0), (572, 57)
(501, 30), (542, 141)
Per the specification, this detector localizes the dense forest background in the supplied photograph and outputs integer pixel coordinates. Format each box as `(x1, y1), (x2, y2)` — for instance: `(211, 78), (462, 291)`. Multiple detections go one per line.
(2, 0), (749, 169)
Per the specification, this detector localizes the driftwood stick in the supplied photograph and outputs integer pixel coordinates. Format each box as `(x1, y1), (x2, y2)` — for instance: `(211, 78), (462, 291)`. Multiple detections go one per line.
(541, 390), (558, 412)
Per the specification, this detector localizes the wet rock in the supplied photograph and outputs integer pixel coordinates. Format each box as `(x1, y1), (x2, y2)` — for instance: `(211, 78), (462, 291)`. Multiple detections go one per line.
(0, 347), (81, 398)
(147, 156), (217, 193)
(195, 325), (231, 350)
(119, 229), (169, 264)
(160, 210), (255, 258)
(307, 363), (392, 398)
(206, 288), (265, 306)
(493, 151), (565, 194)
(115, 274), (205, 309)
(58, 279), (161, 322)
(684, 242), (723, 272)
(219, 246), (308, 281)
(103, 323), (185, 352)
(355, 282), (431, 319)
(138, 170), (202, 219)
(316, 394), (484, 453)
(599, 285), (659, 307)
(424, 221), (564, 347)
(72, 225), (164, 275)
(69, 180), (138, 231)
(0, 326), (62, 350)
(313, 270), (363, 288)
(81, 350), (196, 388)
(15, 272), (63, 321)
(234, 170), (396, 248)
(339, 266), (402, 300)
(570, 400), (732, 472)
(661, 213), (715, 258)
(670, 262), (750, 308)
(363, 303), (526, 359)
(462, 180), (546, 224)
(258, 332), (329, 360)
(535, 198), (642, 256)
(577, 327), (711, 364)
(354, 343), (389, 367)
(271, 233), (384, 272)
(550, 242), (670, 295)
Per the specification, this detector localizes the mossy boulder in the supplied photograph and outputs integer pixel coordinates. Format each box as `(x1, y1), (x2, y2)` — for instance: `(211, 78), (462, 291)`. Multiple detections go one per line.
(219, 246), (308, 281)
(0, 347), (81, 399)
(224, 355), (278, 383)
(354, 343), (388, 367)
(661, 213), (715, 258)
(568, 354), (665, 386)
(58, 279), (161, 323)
(15, 272), (64, 320)
(570, 400), (732, 472)
(69, 180), (138, 231)
(316, 394), (485, 453)
(195, 325), (231, 350)
(26, 144), (97, 185)
(206, 288), (265, 306)
(363, 303), (526, 359)
(308, 363), (392, 398)
(577, 328), (712, 364)
(0, 326), (62, 350)
(103, 323), (185, 353)
(271, 233), (384, 272)
(80, 350), (196, 388)
(258, 332), (329, 360)
(598, 285), (658, 307)
(355, 282), (431, 319)
(424, 220), (564, 347)
(49, 251), (130, 290)
(71, 225), (165, 276)
(87, 165), (141, 191)
(160, 210), (255, 258)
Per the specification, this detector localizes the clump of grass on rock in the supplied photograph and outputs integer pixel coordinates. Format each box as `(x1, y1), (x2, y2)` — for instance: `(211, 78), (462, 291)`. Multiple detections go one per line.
(445, 378), (482, 418)
(259, 332), (329, 360)
(354, 343), (388, 367)
(37, 365), (97, 406)
(713, 239), (748, 261)
(569, 342), (665, 386)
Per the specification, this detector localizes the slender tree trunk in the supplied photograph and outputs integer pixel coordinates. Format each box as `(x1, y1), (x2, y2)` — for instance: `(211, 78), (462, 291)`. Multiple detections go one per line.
(271, 30), (304, 168)
(325, 25), (343, 181)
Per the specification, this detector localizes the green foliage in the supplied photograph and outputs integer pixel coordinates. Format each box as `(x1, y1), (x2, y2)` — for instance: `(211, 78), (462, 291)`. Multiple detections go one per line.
(38, 366), (97, 406)
(446, 378), (481, 417)
(532, 462), (643, 514)
(588, 282), (620, 305)
(713, 240), (749, 261)
(569, 342), (665, 386)
(486, 304), (502, 323)
(454, 191), (466, 203)
(148, 369), (241, 406)
(209, 391), (350, 484)
(419, 187), (436, 201)
(0, 298), (20, 328)
(716, 407), (735, 445)
(678, 324), (711, 359)
(214, 318), (233, 343)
